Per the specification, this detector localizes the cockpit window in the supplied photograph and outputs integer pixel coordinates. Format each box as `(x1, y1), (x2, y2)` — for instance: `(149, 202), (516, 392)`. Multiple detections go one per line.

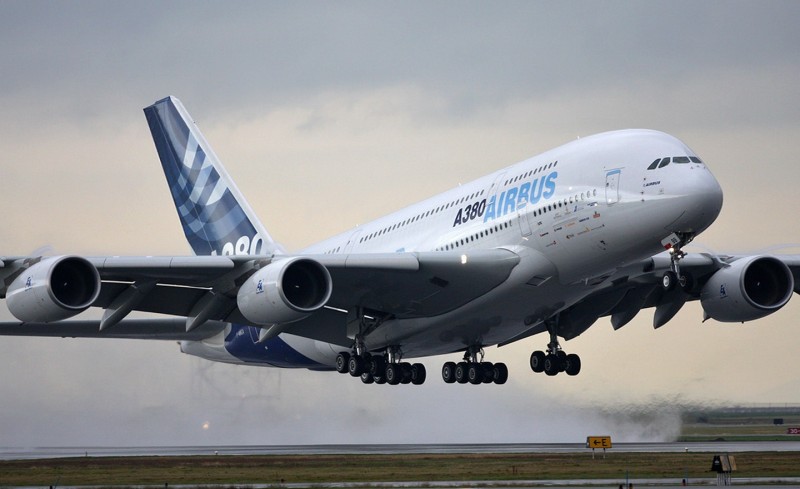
(648, 155), (704, 170)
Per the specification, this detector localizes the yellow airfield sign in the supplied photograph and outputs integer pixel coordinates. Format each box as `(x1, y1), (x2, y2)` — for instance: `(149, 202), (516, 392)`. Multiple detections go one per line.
(586, 436), (612, 449)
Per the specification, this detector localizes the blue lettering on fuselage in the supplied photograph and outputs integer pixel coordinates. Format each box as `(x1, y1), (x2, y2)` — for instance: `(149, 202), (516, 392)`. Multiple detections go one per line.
(484, 171), (558, 222)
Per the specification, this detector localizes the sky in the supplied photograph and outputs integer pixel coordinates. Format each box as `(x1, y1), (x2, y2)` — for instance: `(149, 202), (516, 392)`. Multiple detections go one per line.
(1, 1), (800, 447)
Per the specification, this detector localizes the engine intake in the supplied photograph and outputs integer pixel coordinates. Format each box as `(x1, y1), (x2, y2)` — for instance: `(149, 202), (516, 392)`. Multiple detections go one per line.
(237, 257), (332, 325)
(700, 255), (794, 322)
(7, 256), (101, 322)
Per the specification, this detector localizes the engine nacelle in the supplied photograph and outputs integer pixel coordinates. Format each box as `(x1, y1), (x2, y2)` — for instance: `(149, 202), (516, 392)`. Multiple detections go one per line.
(6, 256), (101, 323)
(700, 255), (794, 322)
(237, 257), (332, 325)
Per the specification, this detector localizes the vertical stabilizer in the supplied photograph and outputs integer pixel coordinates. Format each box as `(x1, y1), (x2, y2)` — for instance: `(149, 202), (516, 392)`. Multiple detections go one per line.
(144, 96), (282, 256)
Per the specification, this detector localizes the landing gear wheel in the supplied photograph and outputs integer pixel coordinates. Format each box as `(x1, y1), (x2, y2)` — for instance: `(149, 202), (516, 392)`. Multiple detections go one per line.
(493, 363), (508, 384)
(679, 272), (694, 293)
(399, 362), (412, 384)
(530, 350), (546, 373)
(467, 363), (483, 384)
(374, 375), (386, 385)
(556, 351), (567, 372)
(662, 271), (677, 291)
(544, 354), (561, 376)
(411, 363), (426, 385)
(369, 356), (386, 376)
(360, 372), (374, 384)
(442, 362), (456, 384)
(385, 363), (401, 385)
(348, 355), (365, 377)
(565, 354), (581, 376)
(481, 362), (494, 384)
(455, 362), (469, 384)
(336, 352), (350, 374)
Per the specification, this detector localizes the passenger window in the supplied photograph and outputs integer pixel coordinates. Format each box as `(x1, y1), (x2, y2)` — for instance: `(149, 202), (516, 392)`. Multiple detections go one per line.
(658, 157), (671, 168)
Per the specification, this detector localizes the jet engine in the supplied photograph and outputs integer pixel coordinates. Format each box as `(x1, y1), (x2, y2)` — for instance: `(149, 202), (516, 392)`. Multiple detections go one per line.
(6, 256), (101, 322)
(237, 257), (332, 325)
(700, 255), (794, 322)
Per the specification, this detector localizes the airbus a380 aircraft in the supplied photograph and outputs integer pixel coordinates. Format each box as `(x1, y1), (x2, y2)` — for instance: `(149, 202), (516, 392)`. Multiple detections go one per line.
(0, 96), (796, 386)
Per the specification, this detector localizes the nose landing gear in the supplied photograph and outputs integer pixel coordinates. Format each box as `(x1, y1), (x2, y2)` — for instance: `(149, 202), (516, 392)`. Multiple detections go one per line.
(661, 232), (695, 292)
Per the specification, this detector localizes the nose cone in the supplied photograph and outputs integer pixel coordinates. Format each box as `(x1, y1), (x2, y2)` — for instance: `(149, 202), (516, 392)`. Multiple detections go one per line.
(669, 165), (724, 234)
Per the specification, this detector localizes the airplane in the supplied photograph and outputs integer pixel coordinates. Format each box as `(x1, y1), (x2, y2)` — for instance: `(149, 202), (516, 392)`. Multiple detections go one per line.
(0, 95), (796, 387)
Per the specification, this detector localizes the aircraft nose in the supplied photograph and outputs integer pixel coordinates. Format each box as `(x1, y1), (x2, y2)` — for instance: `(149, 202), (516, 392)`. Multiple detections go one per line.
(670, 166), (724, 234)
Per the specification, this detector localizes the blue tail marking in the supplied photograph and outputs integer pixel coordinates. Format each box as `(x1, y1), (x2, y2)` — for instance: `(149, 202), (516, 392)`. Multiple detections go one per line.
(144, 96), (279, 256)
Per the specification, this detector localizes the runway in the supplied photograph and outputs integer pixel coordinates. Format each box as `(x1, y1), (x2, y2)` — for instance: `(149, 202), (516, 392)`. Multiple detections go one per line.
(3, 441), (800, 460)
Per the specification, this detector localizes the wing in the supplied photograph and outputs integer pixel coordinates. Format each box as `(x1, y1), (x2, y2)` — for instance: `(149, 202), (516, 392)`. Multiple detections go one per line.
(0, 249), (521, 341)
(501, 251), (800, 346)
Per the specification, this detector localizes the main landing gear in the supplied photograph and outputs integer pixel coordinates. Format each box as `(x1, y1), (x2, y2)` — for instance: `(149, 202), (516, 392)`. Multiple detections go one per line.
(335, 345), (427, 386)
(441, 346), (508, 385)
(529, 324), (581, 377)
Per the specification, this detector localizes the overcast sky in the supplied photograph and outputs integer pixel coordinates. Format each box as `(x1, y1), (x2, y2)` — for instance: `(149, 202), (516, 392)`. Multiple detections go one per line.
(1, 1), (799, 448)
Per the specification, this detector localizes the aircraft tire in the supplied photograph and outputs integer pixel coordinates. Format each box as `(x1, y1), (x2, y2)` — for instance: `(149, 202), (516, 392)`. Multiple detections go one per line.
(679, 272), (694, 292)
(480, 362), (494, 383)
(467, 363), (483, 384)
(544, 354), (561, 376)
(530, 350), (546, 373)
(411, 363), (426, 385)
(336, 352), (350, 373)
(400, 363), (412, 384)
(369, 356), (386, 376)
(385, 363), (401, 385)
(493, 363), (508, 384)
(455, 362), (469, 384)
(442, 362), (457, 383)
(662, 271), (677, 291)
(565, 354), (581, 376)
(348, 355), (365, 377)
(360, 372), (374, 384)
(374, 375), (386, 385)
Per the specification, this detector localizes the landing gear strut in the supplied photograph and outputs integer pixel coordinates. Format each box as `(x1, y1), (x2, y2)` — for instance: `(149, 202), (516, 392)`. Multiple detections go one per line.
(661, 232), (695, 292)
(529, 320), (581, 377)
(334, 308), (427, 386)
(442, 345), (508, 385)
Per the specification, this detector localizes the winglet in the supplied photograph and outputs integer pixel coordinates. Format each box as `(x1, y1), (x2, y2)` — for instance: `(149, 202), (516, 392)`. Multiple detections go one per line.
(144, 96), (282, 256)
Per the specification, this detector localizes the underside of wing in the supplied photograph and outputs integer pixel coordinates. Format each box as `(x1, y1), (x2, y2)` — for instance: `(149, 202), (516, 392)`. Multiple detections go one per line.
(0, 249), (521, 344)
(0, 319), (227, 340)
(505, 251), (800, 347)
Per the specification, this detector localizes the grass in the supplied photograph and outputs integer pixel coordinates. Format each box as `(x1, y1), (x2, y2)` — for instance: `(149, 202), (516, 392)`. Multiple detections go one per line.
(2, 452), (800, 487)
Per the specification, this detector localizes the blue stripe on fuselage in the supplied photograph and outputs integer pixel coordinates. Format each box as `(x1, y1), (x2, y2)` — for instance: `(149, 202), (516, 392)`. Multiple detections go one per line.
(224, 324), (330, 369)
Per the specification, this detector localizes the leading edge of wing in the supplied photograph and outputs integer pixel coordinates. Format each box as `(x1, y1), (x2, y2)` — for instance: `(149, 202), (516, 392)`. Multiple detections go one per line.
(0, 318), (226, 340)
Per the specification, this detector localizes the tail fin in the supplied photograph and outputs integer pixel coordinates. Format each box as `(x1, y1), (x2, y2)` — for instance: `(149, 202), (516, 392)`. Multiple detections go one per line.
(144, 96), (282, 256)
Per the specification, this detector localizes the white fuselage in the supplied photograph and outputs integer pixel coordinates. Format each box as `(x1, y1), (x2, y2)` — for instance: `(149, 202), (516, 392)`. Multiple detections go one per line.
(182, 129), (724, 367)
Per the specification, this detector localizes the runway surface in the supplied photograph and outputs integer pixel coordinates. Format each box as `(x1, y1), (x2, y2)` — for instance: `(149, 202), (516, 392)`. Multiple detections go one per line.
(2, 441), (800, 460)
